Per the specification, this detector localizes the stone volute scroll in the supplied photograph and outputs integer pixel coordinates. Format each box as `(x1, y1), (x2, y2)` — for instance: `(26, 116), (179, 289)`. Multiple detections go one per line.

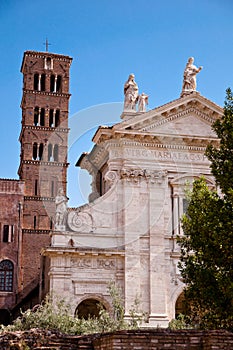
(55, 188), (68, 231)
(181, 57), (203, 97)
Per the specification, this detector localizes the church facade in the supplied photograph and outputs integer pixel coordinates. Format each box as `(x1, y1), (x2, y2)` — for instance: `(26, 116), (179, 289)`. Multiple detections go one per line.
(0, 49), (223, 326)
(43, 63), (222, 326)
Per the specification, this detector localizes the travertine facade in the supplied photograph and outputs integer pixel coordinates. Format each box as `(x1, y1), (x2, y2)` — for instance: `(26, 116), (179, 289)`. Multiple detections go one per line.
(44, 86), (222, 326)
(0, 49), (223, 327)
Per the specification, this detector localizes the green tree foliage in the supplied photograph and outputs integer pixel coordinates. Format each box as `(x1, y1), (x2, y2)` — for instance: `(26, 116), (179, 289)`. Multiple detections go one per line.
(179, 89), (233, 331)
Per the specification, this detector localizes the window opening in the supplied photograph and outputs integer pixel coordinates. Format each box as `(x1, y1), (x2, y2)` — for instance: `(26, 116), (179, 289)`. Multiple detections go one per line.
(34, 73), (39, 90)
(55, 110), (60, 127)
(50, 75), (55, 92)
(34, 107), (39, 126)
(48, 144), (53, 161)
(35, 179), (38, 196)
(41, 74), (46, 91)
(54, 144), (59, 162)
(51, 180), (54, 197)
(34, 216), (37, 229)
(40, 108), (45, 126)
(49, 109), (54, 127)
(56, 75), (62, 92)
(33, 143), (37, 160)
(38, 143), (43, 160)
(0, 260), (13, 292)
(3, 225), (14, 243)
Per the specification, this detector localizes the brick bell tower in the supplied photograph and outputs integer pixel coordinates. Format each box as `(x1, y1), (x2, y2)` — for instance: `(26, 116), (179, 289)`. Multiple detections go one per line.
(18, 50), (72, 301)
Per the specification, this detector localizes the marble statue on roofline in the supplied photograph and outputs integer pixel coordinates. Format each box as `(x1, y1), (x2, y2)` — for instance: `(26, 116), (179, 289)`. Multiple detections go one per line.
(123, 74), (149, 113)
(138, 92), (149, 112)
(181, 57), (203, 97)
(55, 187), (68, 231)
(123, 73), (139, 111)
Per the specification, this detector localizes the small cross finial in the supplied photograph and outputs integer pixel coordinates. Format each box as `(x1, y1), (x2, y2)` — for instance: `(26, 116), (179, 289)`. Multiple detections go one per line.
(43, 38), (51, 52)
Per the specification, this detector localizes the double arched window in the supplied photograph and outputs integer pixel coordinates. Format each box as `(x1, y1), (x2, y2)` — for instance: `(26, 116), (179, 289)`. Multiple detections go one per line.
(49, 109), (60, 127)
(34, 107), (45, 126)
(48, 144), (59, 162)
(34, 73), (45, 91)
(33, 143), (44, 161)
(50, 75), (62, 93)
(0, 260), (13, 292)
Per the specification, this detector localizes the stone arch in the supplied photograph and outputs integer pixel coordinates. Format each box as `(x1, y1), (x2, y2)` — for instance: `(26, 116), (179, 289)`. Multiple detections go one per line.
(75, 295), (110, 319)
(175, 290), (190, 318)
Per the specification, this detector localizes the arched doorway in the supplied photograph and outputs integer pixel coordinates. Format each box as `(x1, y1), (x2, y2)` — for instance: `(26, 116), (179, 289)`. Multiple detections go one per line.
(175, 291), (190, 318)
(75, 298), (106, 319)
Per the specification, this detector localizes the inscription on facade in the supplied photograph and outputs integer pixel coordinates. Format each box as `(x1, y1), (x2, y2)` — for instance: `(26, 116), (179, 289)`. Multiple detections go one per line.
(112, 148), (208, 163)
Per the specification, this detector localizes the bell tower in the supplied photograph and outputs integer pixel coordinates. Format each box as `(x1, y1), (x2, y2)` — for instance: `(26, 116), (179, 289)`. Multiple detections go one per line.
(18, 50), (72, 292)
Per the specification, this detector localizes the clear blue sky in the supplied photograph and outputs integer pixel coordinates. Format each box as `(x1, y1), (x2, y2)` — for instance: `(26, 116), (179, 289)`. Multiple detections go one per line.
(0, 0), (233, 206)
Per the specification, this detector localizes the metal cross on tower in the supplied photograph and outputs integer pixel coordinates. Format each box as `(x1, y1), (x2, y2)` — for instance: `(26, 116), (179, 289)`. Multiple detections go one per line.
(43, 38), (51, 52)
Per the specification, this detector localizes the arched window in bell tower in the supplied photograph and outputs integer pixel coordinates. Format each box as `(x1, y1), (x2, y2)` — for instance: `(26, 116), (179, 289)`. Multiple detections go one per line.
(41, 74), (45, 91)
(50, 75), (62, 93)
(50, 75), (55, 92)
(34, 107), (39, 126)
(34, 73), (46, 91)
(34, 73), (39, 90)
(55, 110), (60, 127)
(40, 108), (45, 126)
(33, 143), (37, 160)
(56, 75), (62, 93)
(48, 144), (53, 161)
(39, 143), (43, 160)
(49, 109), (54, 127)
(34, 216), (37, 229)
(54, 144), (59, 162)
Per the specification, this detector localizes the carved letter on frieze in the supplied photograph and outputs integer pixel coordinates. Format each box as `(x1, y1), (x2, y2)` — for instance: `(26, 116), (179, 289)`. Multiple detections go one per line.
(67, 211), (94, 232)
(71, 257), (92, 268)
(97, 259), (115, 269)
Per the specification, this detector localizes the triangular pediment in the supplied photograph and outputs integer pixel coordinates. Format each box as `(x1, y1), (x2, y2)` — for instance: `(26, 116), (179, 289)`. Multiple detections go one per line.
(139, 112), (216, 138)
(115, 92), (223, 139)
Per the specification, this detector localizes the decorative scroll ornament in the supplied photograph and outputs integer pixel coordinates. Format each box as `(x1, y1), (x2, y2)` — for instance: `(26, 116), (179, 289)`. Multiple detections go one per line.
(144, 170), (167, 183)
(120, 168), (167, 183)
(67, 211), (94, 232)
(104, 170), (118, 184)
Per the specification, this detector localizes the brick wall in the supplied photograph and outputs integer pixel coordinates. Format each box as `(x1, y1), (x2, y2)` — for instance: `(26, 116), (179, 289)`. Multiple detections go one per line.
(22, 233), (50, 291)
(0, 329), (233, 349)
(0, 179), (24, 311)
(93, 329), (233, 350)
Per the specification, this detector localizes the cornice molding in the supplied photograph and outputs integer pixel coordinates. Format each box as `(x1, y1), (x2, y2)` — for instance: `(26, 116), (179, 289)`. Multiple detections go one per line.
(24, 196), (55, 202)
(23, 89), (71, 99)
(105, 138), (218, 151)
(22, 125), (69, 133)
(22, 160), (69, 167)
(23, 229), (51, 234)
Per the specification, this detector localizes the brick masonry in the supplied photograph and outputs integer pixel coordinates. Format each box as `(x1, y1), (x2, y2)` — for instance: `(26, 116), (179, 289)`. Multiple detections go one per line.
(0, 50), (72, 317)
(0, 329), (233, 349)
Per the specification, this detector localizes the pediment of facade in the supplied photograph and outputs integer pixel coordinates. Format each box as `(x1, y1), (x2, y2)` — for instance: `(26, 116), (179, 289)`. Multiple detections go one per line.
(93, 92), (223, 144)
